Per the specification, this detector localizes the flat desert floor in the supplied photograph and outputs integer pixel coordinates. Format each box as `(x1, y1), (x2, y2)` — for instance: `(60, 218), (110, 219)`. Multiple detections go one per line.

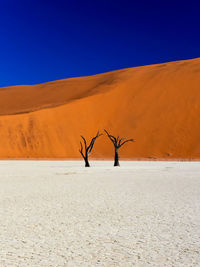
(0, 161), (200, 266)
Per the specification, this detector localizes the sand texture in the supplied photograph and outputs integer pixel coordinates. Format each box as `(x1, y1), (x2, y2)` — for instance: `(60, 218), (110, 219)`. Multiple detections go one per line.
(0, 161), (200, 266)
(0, 58), (200, 159)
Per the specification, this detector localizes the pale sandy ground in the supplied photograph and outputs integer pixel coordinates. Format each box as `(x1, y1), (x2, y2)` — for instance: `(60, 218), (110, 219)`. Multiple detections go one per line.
(0, 161), (200, 267)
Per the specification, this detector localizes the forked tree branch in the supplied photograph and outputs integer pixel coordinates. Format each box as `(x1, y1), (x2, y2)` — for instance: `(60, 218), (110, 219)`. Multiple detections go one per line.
(119, 139), (134, 147)
(104, 129), (117, 145)
(87, 131), (102, 154)
(104, 129), (135, 148)
(79, 131), (102, 167)
(104, 129), (135, 167)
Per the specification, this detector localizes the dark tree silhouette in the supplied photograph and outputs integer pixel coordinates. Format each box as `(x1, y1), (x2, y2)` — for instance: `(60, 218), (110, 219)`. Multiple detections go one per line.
(79, 131), (102, 167)
(104, 130), (135, 167)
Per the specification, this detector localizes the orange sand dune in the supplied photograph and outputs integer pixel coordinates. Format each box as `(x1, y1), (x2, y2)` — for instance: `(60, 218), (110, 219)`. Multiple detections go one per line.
(0, 57), (200, 159)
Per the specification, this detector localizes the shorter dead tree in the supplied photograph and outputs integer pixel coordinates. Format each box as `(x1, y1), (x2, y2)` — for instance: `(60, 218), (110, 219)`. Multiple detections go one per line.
(104, 130), (135, 167)
(79, 131), (102, 167)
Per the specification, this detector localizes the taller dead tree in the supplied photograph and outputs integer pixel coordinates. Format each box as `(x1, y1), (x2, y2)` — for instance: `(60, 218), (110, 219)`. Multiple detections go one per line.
(104, 130), (135, 166)
(79, 131), (102, 167)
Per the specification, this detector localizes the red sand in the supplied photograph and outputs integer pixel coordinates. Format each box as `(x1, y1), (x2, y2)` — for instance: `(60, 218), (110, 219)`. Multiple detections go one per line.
(0, 57), (200, 159)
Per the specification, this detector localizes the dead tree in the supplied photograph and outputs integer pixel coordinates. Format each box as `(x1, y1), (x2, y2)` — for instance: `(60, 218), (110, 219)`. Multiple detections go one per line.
(104, 130), (135, 166)
(79, 131), (102, 167)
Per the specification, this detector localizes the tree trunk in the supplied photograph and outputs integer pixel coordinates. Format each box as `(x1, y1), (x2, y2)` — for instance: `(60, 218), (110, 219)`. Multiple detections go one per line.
(84, 155), (90, 167)
(114, 149), (120, 167)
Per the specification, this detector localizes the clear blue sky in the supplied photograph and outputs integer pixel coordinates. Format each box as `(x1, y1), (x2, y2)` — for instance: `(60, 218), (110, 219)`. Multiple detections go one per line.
(0, 0), (199, 87)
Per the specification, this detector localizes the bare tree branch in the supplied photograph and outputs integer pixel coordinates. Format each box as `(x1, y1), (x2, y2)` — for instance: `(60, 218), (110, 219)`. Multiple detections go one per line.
(88, 138), (95, 154)
(79, 131), (102, 167)
(81, 136), (87, 149)
(79, 141), (85, 159)
(80, 141), (83, 153)
(119, 139), (135, 147)
(118, 138), (126, 146)
(104, 129), (117, 145)
(87, 131), (102, 154)
(104, 130), (135, 166)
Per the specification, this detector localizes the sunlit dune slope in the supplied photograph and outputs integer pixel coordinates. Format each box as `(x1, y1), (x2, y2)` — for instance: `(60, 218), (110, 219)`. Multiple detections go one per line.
(0, 57), (200, 159)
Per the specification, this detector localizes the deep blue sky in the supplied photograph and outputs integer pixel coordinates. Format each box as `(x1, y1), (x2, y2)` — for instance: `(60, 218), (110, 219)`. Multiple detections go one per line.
(0, 0), (200, 87)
